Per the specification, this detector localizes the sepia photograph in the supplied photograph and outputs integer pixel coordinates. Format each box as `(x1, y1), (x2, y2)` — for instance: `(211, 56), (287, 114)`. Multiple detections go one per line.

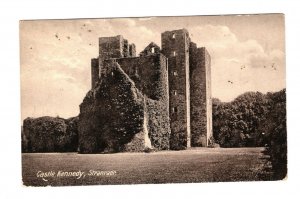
(20, 14), (286, 186)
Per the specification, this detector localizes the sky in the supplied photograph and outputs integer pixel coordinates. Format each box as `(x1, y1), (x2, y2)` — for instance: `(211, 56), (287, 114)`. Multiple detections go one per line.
(20, 14), (285, 121)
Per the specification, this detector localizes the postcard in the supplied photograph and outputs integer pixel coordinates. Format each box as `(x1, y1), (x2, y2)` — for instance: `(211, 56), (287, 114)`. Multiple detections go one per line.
(20, 14), (286, 186)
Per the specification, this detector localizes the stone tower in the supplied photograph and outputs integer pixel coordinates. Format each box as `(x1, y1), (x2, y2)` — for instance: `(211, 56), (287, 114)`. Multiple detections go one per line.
(189, 43), (213, 147)
(91, 35), (136, 89)
(161, 29), (191, 149)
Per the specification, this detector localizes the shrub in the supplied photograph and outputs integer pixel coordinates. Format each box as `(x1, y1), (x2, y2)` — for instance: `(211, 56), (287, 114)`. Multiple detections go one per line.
(143, 146), (154, 153)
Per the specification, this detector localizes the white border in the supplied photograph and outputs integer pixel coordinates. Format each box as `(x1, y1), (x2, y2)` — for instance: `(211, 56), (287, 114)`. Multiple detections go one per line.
(1, 0), (300, 198)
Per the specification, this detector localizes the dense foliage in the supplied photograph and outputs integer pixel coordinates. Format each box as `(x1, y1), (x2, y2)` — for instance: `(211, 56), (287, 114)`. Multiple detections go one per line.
(22, 116), (78, 152)
(258, 89), (287, 179)
(212, 89), (287, 179)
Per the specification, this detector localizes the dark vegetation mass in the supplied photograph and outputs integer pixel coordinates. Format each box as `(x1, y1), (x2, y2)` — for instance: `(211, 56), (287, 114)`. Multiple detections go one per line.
(22, 116), (78, 153)
(78, 62), (145, 153)
(212, 89), (287, 179)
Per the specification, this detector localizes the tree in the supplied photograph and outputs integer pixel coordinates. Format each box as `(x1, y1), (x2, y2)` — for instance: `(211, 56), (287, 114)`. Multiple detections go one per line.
(212, 89), (286, 148)
(212, 89), (287, 179)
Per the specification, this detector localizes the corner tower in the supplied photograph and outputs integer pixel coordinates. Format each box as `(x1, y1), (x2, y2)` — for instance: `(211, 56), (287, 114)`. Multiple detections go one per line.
(189, 43), (212, 147)
(161, 29), (191, 149)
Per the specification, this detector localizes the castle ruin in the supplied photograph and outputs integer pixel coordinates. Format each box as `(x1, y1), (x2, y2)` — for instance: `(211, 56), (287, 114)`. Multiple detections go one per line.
(78, 29), (213, 153)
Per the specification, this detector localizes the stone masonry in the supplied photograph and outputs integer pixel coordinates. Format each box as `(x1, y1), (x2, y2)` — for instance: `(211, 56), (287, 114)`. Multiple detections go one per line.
(190, 44), (213, 146)
(161, 29), (191, 149)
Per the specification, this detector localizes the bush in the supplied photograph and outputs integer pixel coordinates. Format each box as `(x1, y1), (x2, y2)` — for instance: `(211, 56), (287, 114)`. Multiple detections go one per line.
(22, 116), (78, 153)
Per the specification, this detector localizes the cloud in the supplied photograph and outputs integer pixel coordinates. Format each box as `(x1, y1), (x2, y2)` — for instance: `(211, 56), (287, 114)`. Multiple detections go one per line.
(247, 49), (285, 68)
(189, 25), (285, 102)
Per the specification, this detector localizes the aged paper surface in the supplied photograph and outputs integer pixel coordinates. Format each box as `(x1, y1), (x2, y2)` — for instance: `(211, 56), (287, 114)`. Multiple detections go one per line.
(20, 14), (286, 186)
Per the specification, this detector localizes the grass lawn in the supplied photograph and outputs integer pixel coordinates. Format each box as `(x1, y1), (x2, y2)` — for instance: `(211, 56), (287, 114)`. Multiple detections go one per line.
(22, 147), (272, 186)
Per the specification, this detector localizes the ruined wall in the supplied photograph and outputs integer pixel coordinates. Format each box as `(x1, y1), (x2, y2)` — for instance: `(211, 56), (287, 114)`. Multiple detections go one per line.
(91, 58), (99, 89)
(189, 46), (212, 147)
(152, 55), (170, 150)
(123, 39), (129, 57)
(99, 35), (136, 60)
(99, 35), (124, 60)
(102, 54), (170, 150)
(145, 97), (170, 150)
(22, 116), (78, 152)
(129, 44), (136, 57)
(78, 61), (152, 153)
(111, 54), (168, 101)
(83, 35), (170, 152)
(161, 29), (190, 150)
(139, 42), (160, 57)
